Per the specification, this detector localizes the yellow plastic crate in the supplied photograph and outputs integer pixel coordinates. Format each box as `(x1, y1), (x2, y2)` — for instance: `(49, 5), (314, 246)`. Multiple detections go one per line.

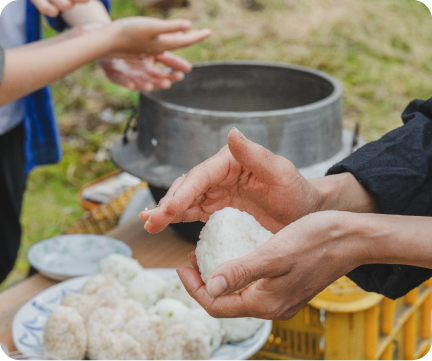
(252, 277), (432, 360)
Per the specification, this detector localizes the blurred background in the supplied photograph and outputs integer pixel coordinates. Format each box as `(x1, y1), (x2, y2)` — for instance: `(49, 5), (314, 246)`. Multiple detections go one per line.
(2, 0), (431, 289)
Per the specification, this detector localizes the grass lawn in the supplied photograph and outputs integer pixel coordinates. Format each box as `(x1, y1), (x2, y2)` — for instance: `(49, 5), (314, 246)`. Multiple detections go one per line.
(1, 0), (431, 289)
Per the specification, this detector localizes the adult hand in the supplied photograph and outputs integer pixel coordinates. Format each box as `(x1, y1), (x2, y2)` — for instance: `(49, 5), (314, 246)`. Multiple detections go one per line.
(111, 17), (211, 55)
(98, 51), (191, 91)
(30, 0), (90, 17)
(140, 128), (322, 234)
(177, 211), (368, 320)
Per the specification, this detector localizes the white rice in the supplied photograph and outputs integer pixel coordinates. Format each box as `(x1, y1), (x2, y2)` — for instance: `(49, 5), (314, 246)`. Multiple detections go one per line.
(43, 306), (87, 360)
(125, 270), (166, 308)
(196, 207), (273, 282)
(98, 254), (143, 285)
(221, 317), (266, 343)
(148, 298), (191, 326)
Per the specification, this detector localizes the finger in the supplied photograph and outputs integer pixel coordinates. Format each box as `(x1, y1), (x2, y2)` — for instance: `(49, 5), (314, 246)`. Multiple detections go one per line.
(163, 146), (236, 218)
(146, 18), (192, 36)
(155, 51), (192, 73)
(206, 235), (288, 298)
(188, 251), (200, 273)
(156, 29), (212, 52)
(141, 175), (187, 232)
(32, 0), (59, 16)
(228, 128), (295, 185)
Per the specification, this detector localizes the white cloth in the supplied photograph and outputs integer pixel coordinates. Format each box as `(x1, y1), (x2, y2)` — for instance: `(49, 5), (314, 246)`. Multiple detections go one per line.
(0, 0), (26, 135)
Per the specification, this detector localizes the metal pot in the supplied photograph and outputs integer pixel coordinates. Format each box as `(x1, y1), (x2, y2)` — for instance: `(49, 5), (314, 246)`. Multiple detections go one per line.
(111, 61), (346, 242)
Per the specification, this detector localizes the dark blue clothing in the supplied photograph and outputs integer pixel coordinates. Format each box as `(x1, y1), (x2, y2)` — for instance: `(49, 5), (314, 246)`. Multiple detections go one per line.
(327, 98), (432, 299)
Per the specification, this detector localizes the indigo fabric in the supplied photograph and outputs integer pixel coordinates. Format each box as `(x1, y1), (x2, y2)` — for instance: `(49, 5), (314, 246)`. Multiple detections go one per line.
(327, 98), (432, 299)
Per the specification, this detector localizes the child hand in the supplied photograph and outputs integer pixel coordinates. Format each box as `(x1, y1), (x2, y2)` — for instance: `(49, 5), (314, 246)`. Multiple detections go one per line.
(111, 17), (211, 55)
(99, 51), (192, 91)
(30, 0), (90, 17)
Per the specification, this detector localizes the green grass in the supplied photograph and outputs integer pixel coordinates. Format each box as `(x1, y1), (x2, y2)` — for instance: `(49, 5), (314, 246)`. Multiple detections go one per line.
(2, 0), (432, 288)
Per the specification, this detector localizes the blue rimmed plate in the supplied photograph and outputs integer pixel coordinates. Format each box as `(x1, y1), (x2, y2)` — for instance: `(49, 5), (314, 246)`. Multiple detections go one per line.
(27, 235), (132, 281)
(12, 269), (272, 360)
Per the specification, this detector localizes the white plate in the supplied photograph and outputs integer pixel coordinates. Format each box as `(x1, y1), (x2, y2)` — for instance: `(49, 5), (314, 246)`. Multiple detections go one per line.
(27, 235), (133, 281)
(12, 269), (272, 360)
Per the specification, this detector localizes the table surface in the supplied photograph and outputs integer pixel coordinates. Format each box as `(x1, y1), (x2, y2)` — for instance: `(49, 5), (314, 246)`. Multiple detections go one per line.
(0, 217), (196, 352)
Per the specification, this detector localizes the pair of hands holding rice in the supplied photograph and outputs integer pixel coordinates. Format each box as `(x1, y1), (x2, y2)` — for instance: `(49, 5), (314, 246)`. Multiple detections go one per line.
(140, 128), (432, 320)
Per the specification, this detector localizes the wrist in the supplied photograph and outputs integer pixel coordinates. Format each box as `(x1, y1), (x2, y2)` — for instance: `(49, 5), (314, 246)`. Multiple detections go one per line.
(309, 173), (379, 214)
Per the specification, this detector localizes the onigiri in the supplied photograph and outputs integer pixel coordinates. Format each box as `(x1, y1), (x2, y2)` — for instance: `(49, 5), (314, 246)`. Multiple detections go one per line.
(196, 207), (273, 282)
(43, 306), (87, 360)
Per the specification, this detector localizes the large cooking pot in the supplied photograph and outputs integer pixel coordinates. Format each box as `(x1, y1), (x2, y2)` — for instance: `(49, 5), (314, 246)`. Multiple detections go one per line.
(111, 61), (346, 242)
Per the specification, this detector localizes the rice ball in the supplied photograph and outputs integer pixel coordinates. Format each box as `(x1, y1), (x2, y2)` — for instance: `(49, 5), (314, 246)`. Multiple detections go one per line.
(81, 274), (126, 297)
(98, 254), (143, 285)
(221, 317), (265, 343)
(163, 275), (200, 309)
(88, 331), (147, 360)
(116, 298), (147, 323)
(43, 306), (87, 360)
(94, 285), (125, 308)
(126, 271), (166, 308)
(188, 308), (224, 352)
(124, 314), (167, 359)
(87, 308), (126, 359)
(196, 207), (273, 282)
(154, 324), (210, 360)
(61, 292), (100, 322)
(148, 298), (190, 326)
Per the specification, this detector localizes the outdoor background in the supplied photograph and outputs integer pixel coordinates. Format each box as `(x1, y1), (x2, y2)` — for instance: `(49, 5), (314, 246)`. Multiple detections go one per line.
(1, 0), (431, 289)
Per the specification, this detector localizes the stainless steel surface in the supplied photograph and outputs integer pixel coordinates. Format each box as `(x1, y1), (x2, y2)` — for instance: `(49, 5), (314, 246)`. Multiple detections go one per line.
(138, 61), (343, 172)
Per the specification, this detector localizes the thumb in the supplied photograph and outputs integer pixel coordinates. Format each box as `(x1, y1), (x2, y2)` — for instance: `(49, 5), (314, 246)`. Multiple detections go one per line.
(206, 239), (284, 298)
(228, 128), (294, 184)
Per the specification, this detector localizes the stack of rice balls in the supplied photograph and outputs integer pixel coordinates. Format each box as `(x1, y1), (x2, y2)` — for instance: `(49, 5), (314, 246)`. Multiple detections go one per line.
(43, 253), (265, 360)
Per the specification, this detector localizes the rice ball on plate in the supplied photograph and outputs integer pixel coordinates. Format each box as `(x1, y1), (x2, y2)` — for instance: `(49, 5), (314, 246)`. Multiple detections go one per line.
(154, 324), (210, 360)
(61, 292), (100, 322)
(148, 298), (190, 326)
(98, 254), (143, 285)
(88, 330), (147, 360)
(124, 314), (167, 359)
(43, 306), (87, 360)
(94, 285), (125, 308)
(116, 298), (147, 323)
(87, 308), (126, 359)
(188, 308), (224, 352)
(196, 207), (273, 283)
(126, 270), (166, 308)
(81, 273), (126, 297)
(163, 275), (200, 309)
(221, 317), (265, 343)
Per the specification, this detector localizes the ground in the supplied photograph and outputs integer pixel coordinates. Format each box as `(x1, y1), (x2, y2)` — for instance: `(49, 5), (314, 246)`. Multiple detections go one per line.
(1, 0), (431, 289)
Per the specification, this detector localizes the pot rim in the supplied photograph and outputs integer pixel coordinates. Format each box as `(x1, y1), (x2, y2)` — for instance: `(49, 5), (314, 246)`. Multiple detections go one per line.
(141, 60), (343, 117)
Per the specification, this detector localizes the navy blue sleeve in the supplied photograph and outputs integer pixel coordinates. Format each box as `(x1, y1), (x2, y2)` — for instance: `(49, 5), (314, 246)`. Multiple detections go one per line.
(46, 0), (111, 32)
(326, 98), (432, 299)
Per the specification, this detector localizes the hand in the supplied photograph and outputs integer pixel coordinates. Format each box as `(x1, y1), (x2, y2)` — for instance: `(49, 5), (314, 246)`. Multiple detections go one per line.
(177, 211), (367, 320)
(99, 51), (192, 91)
(140, 128), (322, 234)
(111, 17), (211, 55)
(30, 0), (90, 17)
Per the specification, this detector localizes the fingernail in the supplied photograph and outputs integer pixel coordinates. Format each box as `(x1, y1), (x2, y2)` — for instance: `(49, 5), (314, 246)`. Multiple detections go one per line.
(231, 127), (245, 138)
(207, 276), (227, 298)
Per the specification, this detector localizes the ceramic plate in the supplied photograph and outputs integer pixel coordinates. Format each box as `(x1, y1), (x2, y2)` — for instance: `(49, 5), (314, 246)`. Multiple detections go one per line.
(12, 269), (272, 360)
(27, 235), (132, 281)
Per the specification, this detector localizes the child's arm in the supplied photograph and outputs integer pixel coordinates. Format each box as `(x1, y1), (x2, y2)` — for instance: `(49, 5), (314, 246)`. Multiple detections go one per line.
(0, 17), (211, 106)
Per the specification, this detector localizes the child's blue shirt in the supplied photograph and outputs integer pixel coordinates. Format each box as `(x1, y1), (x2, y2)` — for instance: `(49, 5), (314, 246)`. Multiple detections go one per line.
(23, 0), (110, 173)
